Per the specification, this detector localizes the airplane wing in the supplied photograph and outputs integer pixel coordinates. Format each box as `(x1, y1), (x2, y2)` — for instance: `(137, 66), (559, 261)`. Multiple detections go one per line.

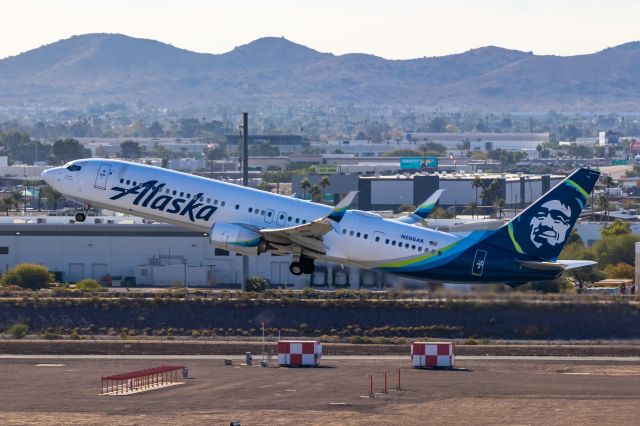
(259, 191), (357, 255)
(395, 189), (445, 225)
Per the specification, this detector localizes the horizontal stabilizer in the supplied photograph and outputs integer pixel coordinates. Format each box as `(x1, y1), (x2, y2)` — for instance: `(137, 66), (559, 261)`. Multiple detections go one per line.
(556, 260), (597, 270)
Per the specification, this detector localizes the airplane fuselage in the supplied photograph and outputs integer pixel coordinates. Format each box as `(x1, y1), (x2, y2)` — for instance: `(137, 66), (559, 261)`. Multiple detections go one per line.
(42, 159), (574, 285)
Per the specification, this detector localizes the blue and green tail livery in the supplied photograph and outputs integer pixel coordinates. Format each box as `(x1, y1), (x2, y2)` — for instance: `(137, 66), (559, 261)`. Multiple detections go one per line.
(327, 191), (357, 223)
(485, 168), (599, 261)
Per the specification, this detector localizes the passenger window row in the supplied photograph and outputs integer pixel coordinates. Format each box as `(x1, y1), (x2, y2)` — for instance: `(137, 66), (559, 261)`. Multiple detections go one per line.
(246, 206), (307, 224)
(118, 178), (226, 206)
(339, 228), (439, 254)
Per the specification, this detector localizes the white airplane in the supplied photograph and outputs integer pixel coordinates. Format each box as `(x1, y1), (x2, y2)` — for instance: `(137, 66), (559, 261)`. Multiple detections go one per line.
(42, 159), (598, 285)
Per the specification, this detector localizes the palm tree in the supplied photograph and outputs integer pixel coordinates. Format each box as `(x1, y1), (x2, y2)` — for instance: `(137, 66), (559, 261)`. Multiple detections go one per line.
(468, 201), (478, 219)
(472, 176), (482, 210)
(300, 177), (311, 200)
(11, 191), (24, 214)
(494, 198), (505, 219)
(319, 176), (330, 203)
(310, 184), (321, 203)
(1, 198), (14, 216)
(597, 194), (610, 222)
(41, 186), (64, 211)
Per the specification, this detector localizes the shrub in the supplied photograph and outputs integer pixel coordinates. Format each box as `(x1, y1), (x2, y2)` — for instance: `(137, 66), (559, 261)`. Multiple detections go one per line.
(75, 279), (107, 292)
(246, 276), (269, 292)
(8, 322), (28, 339)
(1, 263), (54, 290)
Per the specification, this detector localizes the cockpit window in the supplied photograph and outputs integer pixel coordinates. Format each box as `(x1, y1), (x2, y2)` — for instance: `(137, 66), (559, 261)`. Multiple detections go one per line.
(66, 164), (82, 172)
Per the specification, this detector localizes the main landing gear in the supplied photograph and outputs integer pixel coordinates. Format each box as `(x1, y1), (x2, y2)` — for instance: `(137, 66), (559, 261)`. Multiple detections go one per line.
(289, 255), (315, 276)
(74, 204), (90, 222)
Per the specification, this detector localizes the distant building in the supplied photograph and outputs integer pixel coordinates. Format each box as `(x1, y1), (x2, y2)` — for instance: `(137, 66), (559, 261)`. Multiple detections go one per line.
(599, 131), (621, 146)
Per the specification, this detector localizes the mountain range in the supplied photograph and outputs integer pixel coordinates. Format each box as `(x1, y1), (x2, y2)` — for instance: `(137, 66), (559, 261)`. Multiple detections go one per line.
(1, 33), (639, 111)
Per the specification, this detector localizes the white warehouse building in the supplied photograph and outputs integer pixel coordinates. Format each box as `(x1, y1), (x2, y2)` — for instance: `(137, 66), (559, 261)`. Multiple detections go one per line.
(0, 218), (395, 289)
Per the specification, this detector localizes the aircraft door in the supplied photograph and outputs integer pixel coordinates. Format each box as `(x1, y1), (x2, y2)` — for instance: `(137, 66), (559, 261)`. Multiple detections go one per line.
(94, 163), (111, 190)
(276, 211), (287, 226)
(471, 249), (487, 276)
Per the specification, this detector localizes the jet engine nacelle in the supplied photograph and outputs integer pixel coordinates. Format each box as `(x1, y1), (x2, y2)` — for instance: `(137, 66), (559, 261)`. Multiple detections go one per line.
(210, 222), (266, 256)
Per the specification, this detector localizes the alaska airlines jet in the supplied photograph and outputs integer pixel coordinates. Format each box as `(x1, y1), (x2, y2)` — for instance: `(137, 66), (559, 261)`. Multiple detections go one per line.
(41, 159), (598, 285)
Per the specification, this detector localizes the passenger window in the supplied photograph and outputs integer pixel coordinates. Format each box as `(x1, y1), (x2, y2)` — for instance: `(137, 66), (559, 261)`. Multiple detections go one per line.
(418, 247), (423, 252)
(375, 236), (379, 242)
(119, 178), (124, 183)
(249, 207), (253, 213)
(180, 192), (184, 197)
(405, 243), (410, 249)
(126, 180), (130, 185)
(267, 211), (272, 217)
(356, 232), (361, 238)
(173, 190), (177, 196)
(364, 234), (368, 239)
(392, 241), (396, 246)
(255, 210), (259, 215)
(235, 204), (240, 210)
(214, 200), (218, 205)
(412, 245), (416, 250)
(295, 218), (300, 223)
(133, 181), (137, 186)
(187, 193), (191, 198)
(221, 201), (226, 206)
(288, 216), (292, 222)
(207, 198), (211, 203)
(342, 229), (347, 234)
(385, 239), (389, 244)
(302, 220), (307, 224)
(166, 189), (170, 194)
(349, 230), (354, 236)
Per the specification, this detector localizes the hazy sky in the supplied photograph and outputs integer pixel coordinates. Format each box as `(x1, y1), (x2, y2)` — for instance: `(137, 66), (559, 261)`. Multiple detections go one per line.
(2, 0), (640, 60)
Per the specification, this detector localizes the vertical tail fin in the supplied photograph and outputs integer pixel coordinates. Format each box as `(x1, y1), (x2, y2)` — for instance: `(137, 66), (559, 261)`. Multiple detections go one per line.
(485, 168), (600, 261)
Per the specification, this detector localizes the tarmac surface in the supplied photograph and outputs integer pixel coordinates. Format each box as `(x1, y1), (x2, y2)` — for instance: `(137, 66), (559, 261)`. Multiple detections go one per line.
(1, 356), (639, 425)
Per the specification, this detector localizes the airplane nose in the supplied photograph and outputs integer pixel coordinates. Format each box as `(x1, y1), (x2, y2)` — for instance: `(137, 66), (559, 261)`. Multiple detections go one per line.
(41, 167), (60, 187)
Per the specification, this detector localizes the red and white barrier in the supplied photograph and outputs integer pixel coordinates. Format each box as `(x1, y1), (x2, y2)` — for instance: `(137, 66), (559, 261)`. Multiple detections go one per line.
(411, 341), (455, 368)
(277, 340), (322, 367)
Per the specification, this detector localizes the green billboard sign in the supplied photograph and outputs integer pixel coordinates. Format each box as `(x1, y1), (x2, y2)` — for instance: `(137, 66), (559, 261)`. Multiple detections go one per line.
(400, 157), (438, 170)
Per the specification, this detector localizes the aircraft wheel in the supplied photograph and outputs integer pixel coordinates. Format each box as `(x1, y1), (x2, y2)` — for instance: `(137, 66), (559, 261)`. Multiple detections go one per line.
(301, 257), (315, 274)
(289, 262), (303, 276)
(75, 212), (86, 222)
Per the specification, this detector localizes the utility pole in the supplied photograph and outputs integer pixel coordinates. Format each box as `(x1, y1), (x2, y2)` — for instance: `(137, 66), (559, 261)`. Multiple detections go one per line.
(240, 112), (249, 291)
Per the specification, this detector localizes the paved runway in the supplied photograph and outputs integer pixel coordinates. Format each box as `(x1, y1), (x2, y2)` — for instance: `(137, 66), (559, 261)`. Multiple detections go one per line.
(1, 354), (640, 361)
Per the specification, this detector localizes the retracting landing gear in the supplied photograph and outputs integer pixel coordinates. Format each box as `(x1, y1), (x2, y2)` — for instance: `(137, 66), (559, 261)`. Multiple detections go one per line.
(75, 204), (90, 222)
(289, 255), (315, 276)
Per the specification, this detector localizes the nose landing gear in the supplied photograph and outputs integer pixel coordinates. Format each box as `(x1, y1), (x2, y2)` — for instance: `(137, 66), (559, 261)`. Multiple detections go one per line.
(289, 255), (315, 276)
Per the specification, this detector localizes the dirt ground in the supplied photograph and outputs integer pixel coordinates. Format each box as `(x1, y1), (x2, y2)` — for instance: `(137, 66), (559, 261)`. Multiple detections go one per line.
(0, 358), (639, 425)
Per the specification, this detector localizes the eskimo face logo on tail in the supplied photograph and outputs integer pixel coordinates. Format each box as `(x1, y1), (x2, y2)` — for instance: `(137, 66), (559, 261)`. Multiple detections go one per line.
(110, 180), (217, 222)
(529, 200), (572, 248)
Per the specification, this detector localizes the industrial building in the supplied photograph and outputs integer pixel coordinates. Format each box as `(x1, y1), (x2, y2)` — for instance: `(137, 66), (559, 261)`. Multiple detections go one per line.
(0, 217), (392, 289)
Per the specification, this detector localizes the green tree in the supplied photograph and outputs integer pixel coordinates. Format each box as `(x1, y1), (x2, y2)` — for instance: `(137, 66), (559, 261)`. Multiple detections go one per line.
(75, 279), (106, 292)
(40, 185), (64, 211)
(601, 220), (631, 237)
(382, 149), (422, 158)
(493, 198), (505, 219)
(592, 234), (640, 267)
(467, 201), (478, 219)
(11, 191), (24, 213)
(7, 322), (28, 339)
(1, 197), (14, 216)
(148, 121), (164, 137)
(300, 177), (311, 199)
(1, 263), (54, 290)
(428, 116), (448, 133)
(120, 140), (141, 159)
(310, 184), (321, 202)
(604, 262), (635, 279)
(319, 176), (330, 202)
(472, 176), (483, 215)
(246, 276), (269, 292)
(559, 241), (598, 292)
(49, 138), (91, 165)
(398, 204), (416, 213)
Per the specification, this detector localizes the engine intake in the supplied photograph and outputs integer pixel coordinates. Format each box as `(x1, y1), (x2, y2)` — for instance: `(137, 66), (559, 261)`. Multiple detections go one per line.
(210, 222), (266, 256)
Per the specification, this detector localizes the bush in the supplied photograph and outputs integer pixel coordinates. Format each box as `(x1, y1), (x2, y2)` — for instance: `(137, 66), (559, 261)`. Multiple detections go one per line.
(246, 276), (269, 292)
(1, 263), (54, 290)
(604, 262), (635, 279)
(75, 279), (106, 292)
(8, 322), (28, 339)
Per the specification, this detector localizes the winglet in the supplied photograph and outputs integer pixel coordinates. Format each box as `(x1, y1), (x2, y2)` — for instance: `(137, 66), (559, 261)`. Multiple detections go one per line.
(396, 189), (445, 224)
(327, 191), (357, 222)
(413, 189), (445, 220)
